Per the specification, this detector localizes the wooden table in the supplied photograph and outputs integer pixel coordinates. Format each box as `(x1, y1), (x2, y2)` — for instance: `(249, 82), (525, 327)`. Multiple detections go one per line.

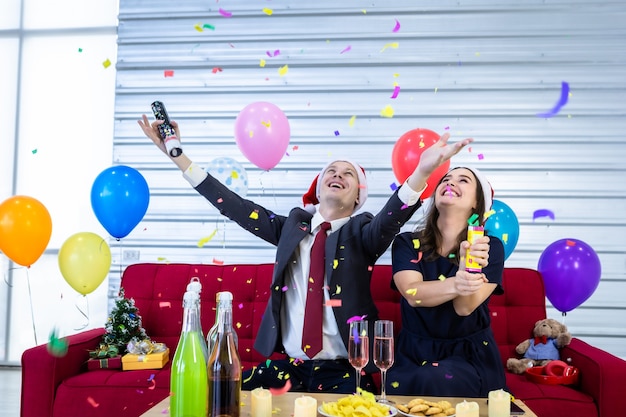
(140, 391), (537, 417)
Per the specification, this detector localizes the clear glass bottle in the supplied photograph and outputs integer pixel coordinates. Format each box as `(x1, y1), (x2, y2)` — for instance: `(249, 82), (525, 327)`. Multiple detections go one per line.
(187, 277), (209, 362)
(207, 292), (238, 357)
(207, 291), (241, 417)
(170, 290), (208, 417)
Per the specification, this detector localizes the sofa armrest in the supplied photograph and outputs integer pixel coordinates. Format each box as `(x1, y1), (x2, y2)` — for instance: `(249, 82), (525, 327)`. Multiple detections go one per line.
(20, 327), (105, 417)
(562, 337), (626, 417)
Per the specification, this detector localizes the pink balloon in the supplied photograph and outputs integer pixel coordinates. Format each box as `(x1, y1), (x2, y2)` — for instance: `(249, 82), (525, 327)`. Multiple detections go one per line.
(234, 102), (290, 170)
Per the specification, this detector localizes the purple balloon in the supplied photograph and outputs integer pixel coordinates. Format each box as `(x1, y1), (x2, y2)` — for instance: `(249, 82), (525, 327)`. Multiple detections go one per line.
(537, 238), (601, 313)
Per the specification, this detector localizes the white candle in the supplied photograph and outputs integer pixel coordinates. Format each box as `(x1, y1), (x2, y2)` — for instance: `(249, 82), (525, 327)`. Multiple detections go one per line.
(293, 395), (317, 417)
(455, 400), (479, 417)
(488, 389), (511, 417)
(250, 387), (272, 417)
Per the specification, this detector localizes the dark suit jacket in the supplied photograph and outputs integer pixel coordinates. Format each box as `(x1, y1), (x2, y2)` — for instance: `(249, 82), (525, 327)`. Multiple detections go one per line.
(195, 173), (421, 360)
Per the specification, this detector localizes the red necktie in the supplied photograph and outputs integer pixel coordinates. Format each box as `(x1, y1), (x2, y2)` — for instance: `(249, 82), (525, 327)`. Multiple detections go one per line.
(302, 221), (331, 358)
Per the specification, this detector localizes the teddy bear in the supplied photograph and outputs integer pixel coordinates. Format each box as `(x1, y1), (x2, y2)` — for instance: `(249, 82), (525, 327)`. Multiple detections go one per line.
(506, 318), (572, 374)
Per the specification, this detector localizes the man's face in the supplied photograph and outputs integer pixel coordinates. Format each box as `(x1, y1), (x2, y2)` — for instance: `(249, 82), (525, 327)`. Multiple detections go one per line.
(318, 161), (361, 211)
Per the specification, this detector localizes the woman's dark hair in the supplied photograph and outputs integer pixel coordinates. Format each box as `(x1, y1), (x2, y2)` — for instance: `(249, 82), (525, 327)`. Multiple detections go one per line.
(413, 167), (487, 264)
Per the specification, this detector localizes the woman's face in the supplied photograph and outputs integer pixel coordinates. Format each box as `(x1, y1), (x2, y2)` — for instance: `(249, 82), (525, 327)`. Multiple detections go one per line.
(434, 168), (478, 213)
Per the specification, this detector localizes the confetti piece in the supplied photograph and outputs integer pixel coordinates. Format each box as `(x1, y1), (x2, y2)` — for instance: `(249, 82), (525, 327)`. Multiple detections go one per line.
(164, 70), (174, 77)
(47, 328), (68, 357)
(537, 81), (570, 118)
(278, 65), (289, 76)
(87, 397), (100, 408)
(391, 381), (399, 388)
(335, 285), (341, 294)
(78, 47), (83, 53)
(380, 42), (399, 52)
(389, 182), (398, 191)
(478, 153), (484, 160)
(502, 233), (508, 243)
(390, 85), (400, 99)
(32, 149), (37, 154)
(212, 67), (223, 73)
(326, 299), (342, 307)
(405, 288), (417, 296)
(148, 379), (156, 390)
(566, 240), (576, 246)
(346, 315), (367, 324)
(218, 8), (232, 17)
(348, 115), (356, 127)
(448, 253), (456, 258)
(197, 229), (218, 247)
(392, 19), (401, 32)
(412, 239), (420, 249)
(159, 301), (171, 308)
(333, 259), (338, 269)
(438, 275), (446, 281)
(380, 105), (394, 118)
(203, 23), (215, 30)
(467, 213), (479, 226)
(259, 59), (266, 67)
(262, 8), (273, 16)
(261, 120), (271, 128)
(269, 379), (291, 395)
(483, 341), (489, 345)
(157, 257), (168, 262)
(410, 252), (423, 263)
(217, 198), (223, 203)
(281, 285), (288, 292)
(194, 24), (203, 32)
(266, 49), (280, 57)
(102, 59), (111, 68)
(334, 130), (340, 136)
(484, 209), (496, 220)
(249, 210), (259, 219)
(533, 209), (555, 221)
(340, 45), (352, 54)
(212, 258), (224, 265)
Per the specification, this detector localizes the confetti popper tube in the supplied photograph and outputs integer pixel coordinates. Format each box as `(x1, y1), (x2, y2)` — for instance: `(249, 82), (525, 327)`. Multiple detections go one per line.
(465, 225), (484, 273)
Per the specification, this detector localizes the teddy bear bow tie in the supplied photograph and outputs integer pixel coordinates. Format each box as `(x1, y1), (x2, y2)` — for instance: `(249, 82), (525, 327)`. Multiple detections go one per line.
(534, 336), (549, 345)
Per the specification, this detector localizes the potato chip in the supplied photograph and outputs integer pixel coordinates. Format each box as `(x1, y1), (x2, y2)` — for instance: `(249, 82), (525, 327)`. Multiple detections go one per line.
(321, 393), (394, 417)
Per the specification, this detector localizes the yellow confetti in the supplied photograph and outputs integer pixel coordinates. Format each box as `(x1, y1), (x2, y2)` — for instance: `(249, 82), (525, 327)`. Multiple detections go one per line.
(412, 238), (420, 249)
(248, 130), (253, 138)
(249, 210), (259, 219)
(380, 42), (399, 52)
(197, 229), (218, 247)
(333, 259), (338, 269)
(391, 381), (399, 388)
(484, 209), (496, 220)
(261, 120), (271, 128)
(157, 256), (168, 262)
(262, 7), (273, 15)
(231, 170), (239, 179)
(419, 139), (425, 148)
(380, 105), (394, 118)
(348, 115), (356, 127)
(438, 275), (446, 281)
(278, 64), (288, 76)
(260, 59), (266, 67)
(343, 373), (350, 378)
(434, 87), (438, 93)
(405, 288), (417, 296)
(335, 285), (342, 295)
(102, 59), (111, 68)
(236, 322), (242, 329)
(246, 279), (253, 284)
(194, 23), (203, 32)
(502, 233), (509, 243)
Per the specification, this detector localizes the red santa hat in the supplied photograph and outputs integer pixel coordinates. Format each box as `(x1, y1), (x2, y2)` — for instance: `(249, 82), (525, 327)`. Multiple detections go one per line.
(302, 159), (368, 213)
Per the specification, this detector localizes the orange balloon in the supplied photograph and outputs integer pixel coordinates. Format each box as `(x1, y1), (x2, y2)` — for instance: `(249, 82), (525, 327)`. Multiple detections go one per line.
(0, 195), (52, 267)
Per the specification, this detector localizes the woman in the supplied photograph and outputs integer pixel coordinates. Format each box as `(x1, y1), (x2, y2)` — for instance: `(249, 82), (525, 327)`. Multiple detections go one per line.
(387, 167), (506, 397)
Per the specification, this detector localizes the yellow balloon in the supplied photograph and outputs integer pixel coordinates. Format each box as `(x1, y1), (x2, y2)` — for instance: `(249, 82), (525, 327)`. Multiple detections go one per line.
(58, 232), (111, 295)
(0, 195), (52, 267)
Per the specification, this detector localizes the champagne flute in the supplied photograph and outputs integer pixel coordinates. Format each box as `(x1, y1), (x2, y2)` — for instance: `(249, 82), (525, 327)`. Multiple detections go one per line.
(348, 319), (369, 393)
(374, 320), (394, 403)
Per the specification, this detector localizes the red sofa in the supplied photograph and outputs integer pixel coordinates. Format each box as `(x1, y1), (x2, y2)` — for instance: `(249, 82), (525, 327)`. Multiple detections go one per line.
(21, 263), (626, 417)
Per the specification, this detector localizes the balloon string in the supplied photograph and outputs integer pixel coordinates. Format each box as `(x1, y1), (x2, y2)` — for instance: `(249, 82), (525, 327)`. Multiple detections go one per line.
(561, 311), (567, 325)
(74, 294), (90, 331)
(25, 268), (39, 345)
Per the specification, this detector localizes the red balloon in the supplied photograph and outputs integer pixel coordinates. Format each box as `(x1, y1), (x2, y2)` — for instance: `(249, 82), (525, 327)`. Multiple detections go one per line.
(391, 128), (449, 199)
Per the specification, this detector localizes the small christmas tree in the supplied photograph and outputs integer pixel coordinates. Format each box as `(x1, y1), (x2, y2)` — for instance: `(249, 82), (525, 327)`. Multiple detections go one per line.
(102, 287), (148, 353)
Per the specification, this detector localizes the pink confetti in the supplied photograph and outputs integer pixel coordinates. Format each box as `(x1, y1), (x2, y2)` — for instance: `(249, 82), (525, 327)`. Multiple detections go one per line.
(164, 70), (174, 77)
(477, 154), (484, 160)
(281, 285), (289, 292)
(346, 315), (367, 324)
(325, 299), (342, 307)
(159, 301), (171, 308)
(87, 397), (100, 408)
(340, 45), (352, 54)
(212, 67), (223, 73)
(269, 379), (292, 395)
(212, 258), (224, 265)
(392, 19), (401, 32)
(400, 204), (408, 210)
(390, 85), (400, 99)
(410, 252), (424, 263)
(148, 379), (156, 390)
(266, 49), (280, 57)
(218, 8), (232, 17)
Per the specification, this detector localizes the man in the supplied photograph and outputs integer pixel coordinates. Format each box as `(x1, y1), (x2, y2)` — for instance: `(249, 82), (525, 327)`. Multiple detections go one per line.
(139, 115), (472, 393)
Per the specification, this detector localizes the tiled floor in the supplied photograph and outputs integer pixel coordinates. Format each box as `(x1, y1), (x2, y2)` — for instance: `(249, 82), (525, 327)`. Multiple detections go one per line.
(0, 366), (20, 417)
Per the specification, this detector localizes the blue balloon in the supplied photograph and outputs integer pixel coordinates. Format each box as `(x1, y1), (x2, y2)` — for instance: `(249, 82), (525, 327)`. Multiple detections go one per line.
(90, 165), (150, 239)
(484, 199), (520, 260)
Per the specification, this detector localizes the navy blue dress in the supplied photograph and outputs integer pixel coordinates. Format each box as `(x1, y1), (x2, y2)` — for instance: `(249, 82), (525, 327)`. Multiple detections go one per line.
(387, 232), (506, 397)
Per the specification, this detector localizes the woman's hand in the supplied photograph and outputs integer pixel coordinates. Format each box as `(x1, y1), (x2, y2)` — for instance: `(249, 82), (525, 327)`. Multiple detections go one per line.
(406, 132), (473, 192)
(455, 237), (490, 295)
(137, 114), (181, 156)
